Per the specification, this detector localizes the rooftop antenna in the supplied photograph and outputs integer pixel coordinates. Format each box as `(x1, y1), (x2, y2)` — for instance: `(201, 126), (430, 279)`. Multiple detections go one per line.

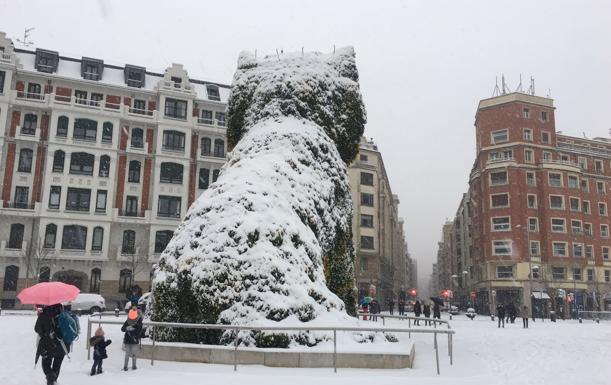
(515, 74), (524, 93)
(501, 74), (510, 95)
(492, 76), (501, 97)
(527, 77), (536, 95)
(16, 27), (35, 47)
(546, 88), (551, 98)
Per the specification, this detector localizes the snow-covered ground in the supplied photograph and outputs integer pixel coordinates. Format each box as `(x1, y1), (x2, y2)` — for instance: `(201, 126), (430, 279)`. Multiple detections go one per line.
(1, 312), (609, 385)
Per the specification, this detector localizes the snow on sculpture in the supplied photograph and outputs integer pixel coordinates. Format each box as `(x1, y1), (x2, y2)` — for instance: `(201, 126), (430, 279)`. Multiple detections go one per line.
(152, 47), (366, 347)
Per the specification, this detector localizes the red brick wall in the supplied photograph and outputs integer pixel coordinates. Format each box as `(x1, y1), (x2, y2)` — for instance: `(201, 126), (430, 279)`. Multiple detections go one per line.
(16, 81), (24, 97)
(148, 101), (156, 112)
(2, 143), (16, 205)
(115, 155), (126, 209)
(120, 125), (129, 150)
(146, 128), (154, 154)
(123, 97), (131, 107)
(106, 95), (121, 109)
(32, 146), (46, 204)
(9, 111), (20, 137)
(55, 86), (72, 102)
(142, 158), (152, 212)
(188, 133), (198, 207)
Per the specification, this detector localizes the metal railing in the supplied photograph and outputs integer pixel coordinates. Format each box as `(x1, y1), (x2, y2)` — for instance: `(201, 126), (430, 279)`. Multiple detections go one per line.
(578, 311), (611, 321)
(86, 316), (455, 375)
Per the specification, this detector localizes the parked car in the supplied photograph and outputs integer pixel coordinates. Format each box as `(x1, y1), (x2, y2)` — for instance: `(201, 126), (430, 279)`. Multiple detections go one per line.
(449, 305), (459, 315)
(124, 292), (152, 313)
(65, 293), (106, 314)
(466, 307), (476, 320)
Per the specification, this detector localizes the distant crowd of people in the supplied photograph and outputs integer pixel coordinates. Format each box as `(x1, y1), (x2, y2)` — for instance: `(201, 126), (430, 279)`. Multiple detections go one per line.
(496, 303), (531, 328)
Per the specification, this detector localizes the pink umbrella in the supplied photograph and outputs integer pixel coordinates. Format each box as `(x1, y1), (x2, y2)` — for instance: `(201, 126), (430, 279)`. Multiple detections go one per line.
(17, 282), (80, 305)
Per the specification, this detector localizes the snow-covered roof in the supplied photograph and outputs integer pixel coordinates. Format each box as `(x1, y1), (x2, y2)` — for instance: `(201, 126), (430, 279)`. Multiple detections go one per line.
(13, 49), (230, 102)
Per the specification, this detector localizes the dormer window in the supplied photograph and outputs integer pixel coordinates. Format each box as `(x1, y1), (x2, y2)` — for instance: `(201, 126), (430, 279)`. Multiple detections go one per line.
(35, 49), (59, 73)
(206, 85), (220, 101)
(124, 65), (145, 88)
(171, 76), (182, 88)
(81, 57), (103, 81)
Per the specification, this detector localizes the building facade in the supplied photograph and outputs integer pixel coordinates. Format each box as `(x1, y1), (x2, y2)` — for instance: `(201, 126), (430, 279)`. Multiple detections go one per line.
(448, 90), (611, 316)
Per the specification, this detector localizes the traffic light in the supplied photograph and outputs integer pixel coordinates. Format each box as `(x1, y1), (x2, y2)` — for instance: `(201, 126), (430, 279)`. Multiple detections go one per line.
(410, 288), (417, 297)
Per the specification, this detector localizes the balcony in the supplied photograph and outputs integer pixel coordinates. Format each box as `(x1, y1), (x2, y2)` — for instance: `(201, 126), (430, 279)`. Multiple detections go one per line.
(486, 156), (515, 166)
(557, 141), (611, 159)
(52, 94), (122, 115)
(196, 118), (226, 128)
(540, 158), (580, 172)
(161, 80), (194, 94)
(3, 201), (35, 210)
(0, 52), (15, 64)
(118, 209), (145, 218)
(12, 90), (50, 108)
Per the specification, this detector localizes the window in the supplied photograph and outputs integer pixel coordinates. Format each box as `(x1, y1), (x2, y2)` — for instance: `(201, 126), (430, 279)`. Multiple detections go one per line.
(44, 224), (57, 248)
(213, 139), (225, 157)
(542, 151), (551, 161)
(160, 162), (183, 184)
(361, 214), (374, 228)
(584, 223), (593, 236)
(57, 115), (68, 137)
(200, 110), (213, 124)
(35, 49), (58, 73)
(95, 190), (107, 213)
(61, 225), (87, 250)
(530, 241), (540, 256)
(585, 245), (593, 259)
(549, 195), (564, 209)
(171, 76), (182, 88)
(548, 173), (562, 187)
(27, 83), (42, 99)
(360, 256), (368, 271)
(125, 196), (138, 216)
(99, 155), (110, 177)
(131, 128), (144, 148)
(599, 203), (608, 216)
(597, 181), (605, 193)
(158, 196), (181, 218)
(582, 201), (591, 214)
(569, 197), (580, 212)
(14, 187), (29, 208)
(69, 152), (94, 175)
(496, 266), (513, 278)
(201, 137), (211, 156)
(601, 225), (609, 238)
(164, 98), (187, 119)
(22, 113), (37, 135)
(489, 150), (513, 160)
(361, 193), (374, 207)
(198, 168), (210, 190)
(73, 118), (97, 141)
(52, 150), (65, 172)
(125, 65), (145, 88)
(162, 130), (185, 151)
(578, 157), (587, 170)
(128, 160), (141, 183)
(155, 230), (173, 253)
(551, 218), (566, 233)
(524, 149), (534, 163)
(3, 266), (19, 291)
(541, 132), (550, 144)
(492, 240), (512, 255)
(39, 266), (50, 283)
(552, 242), (567, 257)
(0, 71), (4, 94)
(491, 217), (510, 231)
(49, 186), (61, 209)
(527, 194), (537, 209)
(526, 172), (536, 186)
(206, 85), (220, 101)
(215, 112), (226, 127)
(82, 58), (103, 81)
(606, 270), (611, 282)
(66, 188), (91, 211)
(359, 154), (368, 162)
(572, 268), (582, 281)
(568, 175), (578, 189)
(573, 243), (584, 258)
(587, 269), (594, 282)
(528, 217), (538, 232)
(522, 107), (530, 118)
(595, 160), (604, 173)
(102, 122), (113, 142)
(571, 220), (582, 234)
(90, 268), (101, 293)
(118, 269), (132, 293)
(133, 99), (146, 113)
(581, 179), (589, 192)
(90, 92), (103, 106)
(552, 267), (565, 280)
(74, 90), (88, 104)
(490, 171), (507, 186)
(523, 128), (532, 141)
(490, 193), (509, 208)
(541, 111), (548, 122)
(8, 224), (24, 249)
(603, 247), (610, 260)
(122, 230), (136, 254)
(212, 169), (220, 183)
(491, 130), (508, 144)
(18, 149), (33, 172)
(361, 236), (374, 250)
(92, 227), (103, 251)
(361, 172), (374, 186)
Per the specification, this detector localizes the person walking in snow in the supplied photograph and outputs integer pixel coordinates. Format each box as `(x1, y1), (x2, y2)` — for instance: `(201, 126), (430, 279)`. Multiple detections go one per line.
(387, 299), (394, 315)
(34, 304), (68, 385)
(121, 306), (143, 371)
(369, 299), (380, 321)
(423, 302), (432, 325)
(433, 302), (441, 319)
(414, 300), (422, 325)
(89, 327), (112, 375)
(497, 304), (506, 328)
(521, 305), (530, 329)
(398, 299), (405, 316)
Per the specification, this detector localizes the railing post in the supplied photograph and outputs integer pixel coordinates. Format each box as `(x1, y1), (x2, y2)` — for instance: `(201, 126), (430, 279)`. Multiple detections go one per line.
(233, 333), (239, 372)
(449, 333), (453, 366)
(86, 318), (92, 360)
(408, 319), (411, 338)
(382, 316), (385, 326)
(151, 326), (156, 366)
(434, 332), (440, 375)
(333, 329), (337, 373)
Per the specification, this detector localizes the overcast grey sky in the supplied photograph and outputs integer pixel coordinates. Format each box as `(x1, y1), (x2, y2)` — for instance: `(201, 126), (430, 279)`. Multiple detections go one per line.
(3, 0), (610, 292)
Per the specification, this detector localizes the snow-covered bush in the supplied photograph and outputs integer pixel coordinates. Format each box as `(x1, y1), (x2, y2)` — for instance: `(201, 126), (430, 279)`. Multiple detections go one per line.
(152, 48), (366, 347)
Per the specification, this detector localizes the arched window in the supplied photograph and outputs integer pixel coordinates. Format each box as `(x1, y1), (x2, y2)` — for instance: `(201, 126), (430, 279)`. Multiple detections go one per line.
(69, 152), (95, 175)
(38, 266), (51, 283)
(119, 269), (132, 293)
(131, 128), (144, 148)
(128, 160), (141, 183)
(8, 224), (24, 249)
(61, 225), (87, 250)
(18, 148), (33, 173)
(200, 137), (211, 156)
(198, 168), (209, 190)
(52, 150), (65, 173)
(155, 230), (174, 253)
(44, 223), (57, 248)
(122, 230), (136, 254)
(73, 118), (97, 141)
(102, 122), (113, 142)
(92, 227), (104, 251)
(99, 155), (110, 177)
(22, 113), (37, 135)
(213, 139), (225, 157)
(3, 265), (19, 291)
(57, 115), (69, 137)
(162, 130), (185, 151)
(90, 268), (101, 293)
(160, 162), (183, 184)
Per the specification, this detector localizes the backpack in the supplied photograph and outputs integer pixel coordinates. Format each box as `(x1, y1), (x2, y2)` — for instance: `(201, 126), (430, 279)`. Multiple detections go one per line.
(56, 312), (79, 345)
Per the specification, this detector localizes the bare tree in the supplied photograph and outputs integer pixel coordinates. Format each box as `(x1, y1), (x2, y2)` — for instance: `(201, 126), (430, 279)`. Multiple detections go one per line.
(23, 237), (56, 288)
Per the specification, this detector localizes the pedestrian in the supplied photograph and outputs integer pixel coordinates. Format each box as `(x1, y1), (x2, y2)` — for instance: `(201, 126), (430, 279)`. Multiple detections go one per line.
(433, 302), (441, 319)
(370, 299), (380, 321)
(121, 306), (143, 371)
(387, 299), (394, 315)
(521, 305), (530, 329)
(414, 300), (422, 325)
(423, 302), (431, 325)
(398, 300), (405, 316)
(497, 304), (506, 328)
(509, 303), (517, 323)
(89, 327), (112, 375)
(34, 303), (68, 385)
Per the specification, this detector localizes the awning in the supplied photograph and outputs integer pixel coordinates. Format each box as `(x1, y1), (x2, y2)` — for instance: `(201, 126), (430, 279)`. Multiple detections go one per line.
(531, 291), (551, 300)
